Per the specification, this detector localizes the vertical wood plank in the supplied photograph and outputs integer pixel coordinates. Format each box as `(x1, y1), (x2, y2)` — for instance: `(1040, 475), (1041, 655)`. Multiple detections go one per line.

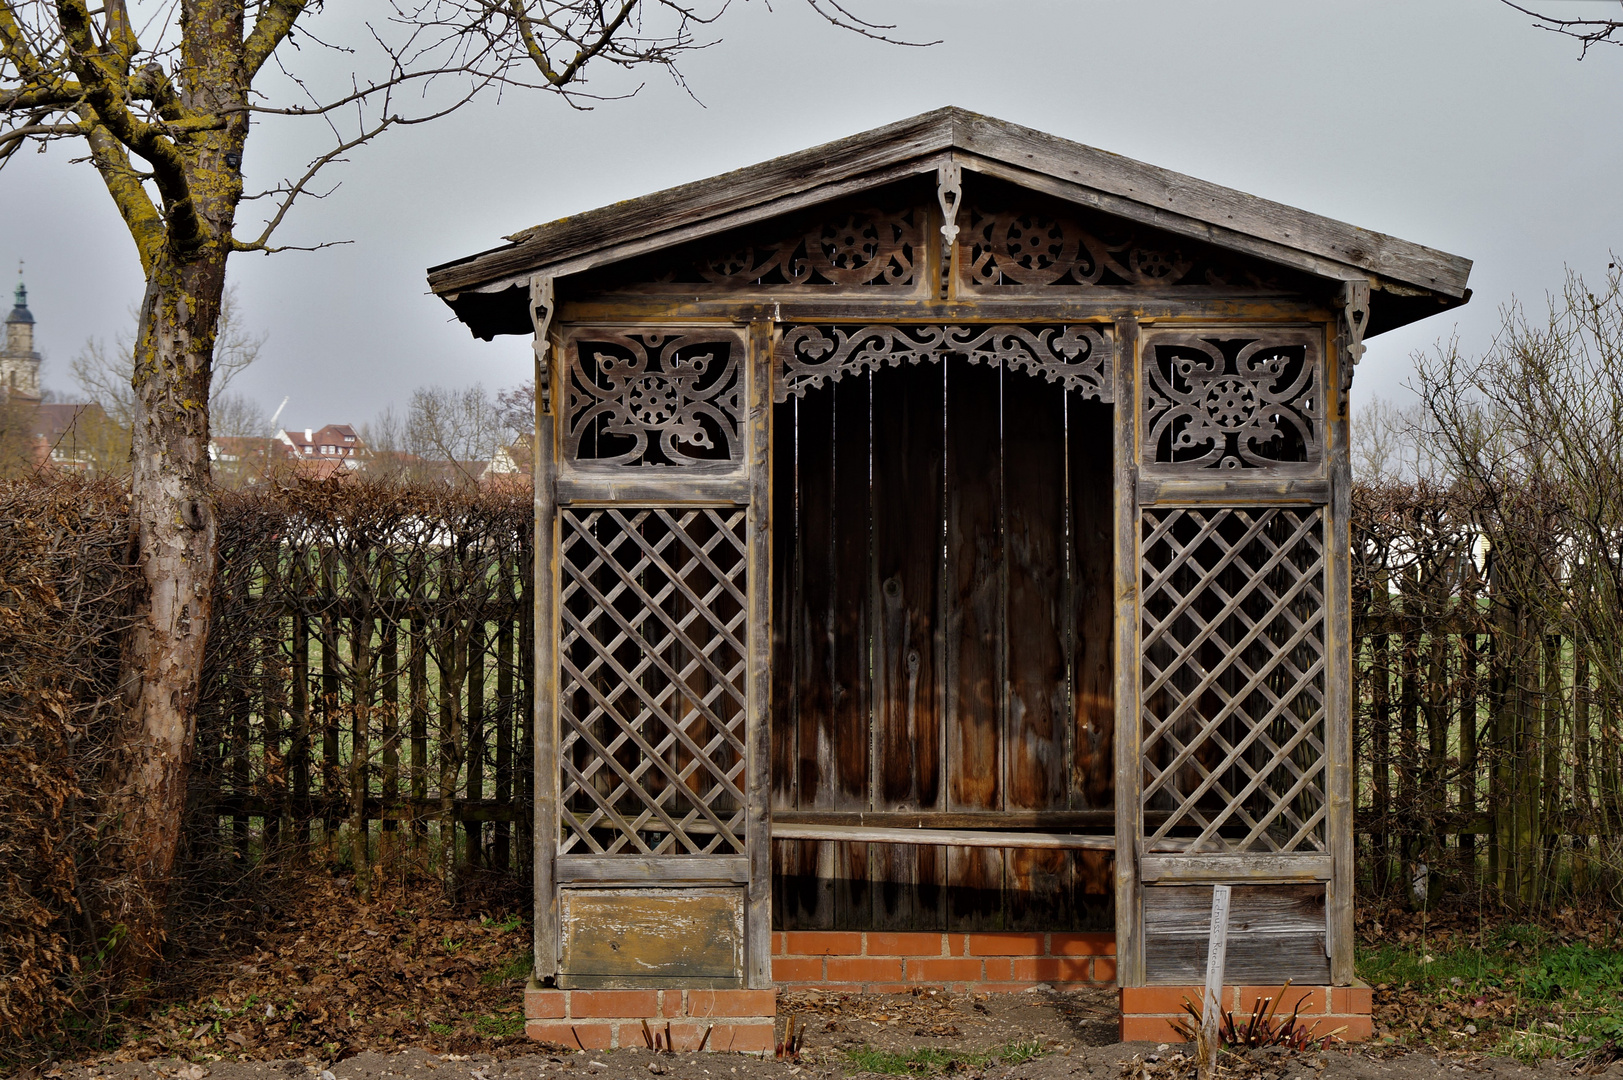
(1325, 331), (1356, 985)
(1113, 317), (1144, 986)
(869, 361), (945, 930)
(351, 606), (373, 898)
(831, 373), (872, 929)
(746, 318), (775, 988)
(380, 613), (400, 876)
(769, 396), (802, 928)
(944, 359), (1005, 929)
(321, 612), (340, 854)
(790, 387), (839, 928)
(495, 559), (514, 872)
(466, 619), (487, 868)
(1003, 369), (1071, 930)
(534, 397), (560, 979)
(410, 617), (429, 851)
(1070, 391), (1116, 929)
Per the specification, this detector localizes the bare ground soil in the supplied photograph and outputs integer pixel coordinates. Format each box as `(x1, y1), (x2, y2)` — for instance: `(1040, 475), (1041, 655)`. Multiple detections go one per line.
(26, 988), (1622, 1080)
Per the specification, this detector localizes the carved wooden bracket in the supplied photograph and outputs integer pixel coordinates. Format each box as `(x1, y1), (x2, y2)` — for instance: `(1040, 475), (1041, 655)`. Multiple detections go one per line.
(530, 275), (556, 412)
(1337, 279), (1370, 392)
(776, 323), (1112, 403)
(937, 160), (962, 300)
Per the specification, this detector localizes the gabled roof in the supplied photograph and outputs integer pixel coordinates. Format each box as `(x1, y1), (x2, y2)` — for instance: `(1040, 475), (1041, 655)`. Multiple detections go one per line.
(427, 107), (1470, 338)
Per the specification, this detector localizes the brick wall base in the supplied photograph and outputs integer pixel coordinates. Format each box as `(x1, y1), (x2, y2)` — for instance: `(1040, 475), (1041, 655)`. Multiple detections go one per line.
(1119, 983), (1373, 1044)
(524, 988), (776, 1053)
(771, 931), (1116, 992)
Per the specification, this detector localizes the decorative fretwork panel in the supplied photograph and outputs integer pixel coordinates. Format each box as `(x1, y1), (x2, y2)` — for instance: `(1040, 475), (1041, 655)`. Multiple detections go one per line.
(563, 328), (746, 471)
(1139, 507), (1327, 854)
(774, 323), (1111, 403)
(589, 202), (924, 290)
(1141, 329), (1323, 473)
(956, 181), (1303, 293)
(558, 507), (749, 856)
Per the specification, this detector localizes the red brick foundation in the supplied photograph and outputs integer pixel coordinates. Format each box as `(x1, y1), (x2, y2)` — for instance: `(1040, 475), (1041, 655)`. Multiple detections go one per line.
(524, 988), (776, 1053)
(771, 931), (1117, 992)
(1118, 983), (1373, 1044)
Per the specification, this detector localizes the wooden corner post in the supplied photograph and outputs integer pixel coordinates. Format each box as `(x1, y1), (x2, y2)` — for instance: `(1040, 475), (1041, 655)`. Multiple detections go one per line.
(746, 318), (775, 989)
(1113, 316), (1143, 988)
(530, 274), (560, 983)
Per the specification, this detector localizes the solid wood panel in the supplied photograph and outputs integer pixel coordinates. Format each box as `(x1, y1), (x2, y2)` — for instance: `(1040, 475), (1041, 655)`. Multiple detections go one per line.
(1003, 370), (1071, 929)
(869, 362), (946, 929)
(1070, 393), (1116, 929)
(830, 375), (872, 930)
(560, 887), (744, 982)
(789, 386), (838, 928)
(1143, 884), (1325, 935)
(944, 360), (1005, 928)
(775, 809), (1118, 828)
(1144, 933), (1330, 986)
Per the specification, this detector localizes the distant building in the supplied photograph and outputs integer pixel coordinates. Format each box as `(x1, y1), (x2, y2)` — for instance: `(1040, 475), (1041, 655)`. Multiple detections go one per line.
(31, 401), (123, 473)
(481, 438), (533, 490)
(277, 424), (369, 468)
(2, 274), (42, 403)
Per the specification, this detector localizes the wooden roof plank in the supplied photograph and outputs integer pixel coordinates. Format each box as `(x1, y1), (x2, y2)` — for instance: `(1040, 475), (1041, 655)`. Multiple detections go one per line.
(426, 106), (1470, 315)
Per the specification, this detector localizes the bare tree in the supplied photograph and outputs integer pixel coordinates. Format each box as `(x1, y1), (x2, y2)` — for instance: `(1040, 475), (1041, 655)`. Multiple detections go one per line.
(71, 284), (265, 431)
(1416, 265), (1623, 886)
(0, 0), (908, 978)
(405, 382), (515, 481)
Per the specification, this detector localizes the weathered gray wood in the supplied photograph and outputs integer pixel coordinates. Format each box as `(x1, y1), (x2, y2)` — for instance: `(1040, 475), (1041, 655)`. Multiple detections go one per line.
(1325, 325), (1356, 985)
(1202, 885), (1231, 1046)
(558, 296), (1333, 328)
(1144, 884), (1326, 935)
(1137, 478), (1330, 505)
(1139, 853), (1334, 884)
(431, 145), (944, 295)
(429, 109), (1470, 312)
(557, 855), (751, 883)
(772, 823), (1114, 850)
(1145, 933), (1330, 986)
(1113, 317), (1143, 986)
(746, 319), (774, 989)
(554, 476), (751, 505)
(774, 809), (1120, 828)
(533, 402), (560, 980)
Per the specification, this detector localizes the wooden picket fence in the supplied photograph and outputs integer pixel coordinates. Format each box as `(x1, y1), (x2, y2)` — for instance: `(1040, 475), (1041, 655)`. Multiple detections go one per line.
(190, 481), (1623, 908)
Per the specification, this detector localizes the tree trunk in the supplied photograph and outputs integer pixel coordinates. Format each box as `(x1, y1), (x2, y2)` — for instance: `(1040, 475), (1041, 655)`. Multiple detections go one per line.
(103, 251), (228, 978)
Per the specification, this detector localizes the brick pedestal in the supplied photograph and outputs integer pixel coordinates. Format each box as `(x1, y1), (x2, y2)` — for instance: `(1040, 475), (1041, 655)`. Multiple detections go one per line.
(1119, 983), (1373, 1043)
(771, 931), (1116, 992)
(524, 988), (777, 1053)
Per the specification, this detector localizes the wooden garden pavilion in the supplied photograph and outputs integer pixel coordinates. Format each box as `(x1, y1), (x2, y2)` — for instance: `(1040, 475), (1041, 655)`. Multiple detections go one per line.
(426, 108), (1471, 1048)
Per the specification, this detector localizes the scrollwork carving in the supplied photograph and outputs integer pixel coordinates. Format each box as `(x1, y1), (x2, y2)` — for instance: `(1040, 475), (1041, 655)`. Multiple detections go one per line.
(1142, 330), (1323, 472)
(775, 323), (1111, 403)
(563, 330), (745, 470)
(674, 205), (921, 288)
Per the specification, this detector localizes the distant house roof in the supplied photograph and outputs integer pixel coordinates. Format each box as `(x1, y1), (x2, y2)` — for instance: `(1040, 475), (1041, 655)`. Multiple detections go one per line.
(427, 106), (1471, 340)
(277, 424), (368, 467)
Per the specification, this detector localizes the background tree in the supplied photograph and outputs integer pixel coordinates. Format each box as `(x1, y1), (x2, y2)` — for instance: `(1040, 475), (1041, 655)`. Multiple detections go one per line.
(0, 0), (899, 978)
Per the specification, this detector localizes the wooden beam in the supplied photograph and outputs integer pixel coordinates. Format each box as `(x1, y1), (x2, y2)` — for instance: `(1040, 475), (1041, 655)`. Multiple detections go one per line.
(1139, 854), (1334, 884)
(1113, 317), (1144, 987)
(772, 823), (1114, 850)
(745, 318), (775, 990)
(557, 855), (751, 883)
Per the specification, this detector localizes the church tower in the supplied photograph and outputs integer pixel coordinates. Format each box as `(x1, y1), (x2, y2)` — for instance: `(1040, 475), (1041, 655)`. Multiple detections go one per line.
(2, 270), (42, 402)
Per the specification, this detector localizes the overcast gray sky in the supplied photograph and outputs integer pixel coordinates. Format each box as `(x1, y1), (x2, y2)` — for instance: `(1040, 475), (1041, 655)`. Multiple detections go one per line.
(2, 0), (1618, 433)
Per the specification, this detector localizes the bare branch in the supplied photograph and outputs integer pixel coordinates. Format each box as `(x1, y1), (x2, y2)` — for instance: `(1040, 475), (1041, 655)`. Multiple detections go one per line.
(1501, 0), (1623, 56)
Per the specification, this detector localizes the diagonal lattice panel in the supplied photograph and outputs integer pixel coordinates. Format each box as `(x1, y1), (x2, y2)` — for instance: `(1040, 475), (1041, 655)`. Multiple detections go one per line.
(1140, 507), (1327, 853)
(559, 506), (749, 856)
